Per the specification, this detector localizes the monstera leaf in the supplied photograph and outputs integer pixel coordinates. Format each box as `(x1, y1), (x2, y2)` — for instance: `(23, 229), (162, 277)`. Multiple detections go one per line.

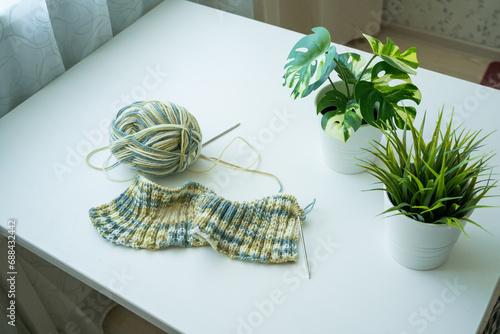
(363, 34), (419, 75)
(319, 91), (362, 141)
(355, 61), (422, 129)
(334, 52), (372, 86)
(316, 90), (347, 116)
(283, 27), (337, 99)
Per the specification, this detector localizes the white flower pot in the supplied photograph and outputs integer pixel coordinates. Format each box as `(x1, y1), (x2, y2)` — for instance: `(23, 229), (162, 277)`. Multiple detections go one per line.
(384, 192), (468, 270)
(314, 83), (382, 174)
(318, 122), (382, 174)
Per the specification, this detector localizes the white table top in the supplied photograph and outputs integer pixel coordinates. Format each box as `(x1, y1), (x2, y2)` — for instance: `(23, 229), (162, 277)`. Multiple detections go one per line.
(1, 1), (499, 333)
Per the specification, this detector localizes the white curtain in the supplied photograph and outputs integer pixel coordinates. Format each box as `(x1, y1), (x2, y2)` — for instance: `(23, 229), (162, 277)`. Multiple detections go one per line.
(188, 0), (253, 18)
(253, 0), (384, 44)
(0, 0), (163, 119)
(0, 235), (117, 334)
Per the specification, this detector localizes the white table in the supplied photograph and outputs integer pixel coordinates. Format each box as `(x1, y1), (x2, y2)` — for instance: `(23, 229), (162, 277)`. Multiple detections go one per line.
(1, 1), (499, 333)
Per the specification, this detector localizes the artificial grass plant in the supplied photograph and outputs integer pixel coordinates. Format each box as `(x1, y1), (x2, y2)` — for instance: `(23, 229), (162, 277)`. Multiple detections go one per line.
(360, 108), (498, 236)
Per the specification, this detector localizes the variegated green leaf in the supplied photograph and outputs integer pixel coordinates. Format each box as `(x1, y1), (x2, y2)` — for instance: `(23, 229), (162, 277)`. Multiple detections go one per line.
(355, 62), (421, 129)
(342, 109), (363, 141)
(334, 52), (372, 85)
(363, 34), (419, 75)
(283, 27), (337, 99)
(393, 106), (417, 129)
(316, 90), (347, 115)
(322, 112), (344, 141)
(321, 97), (361, 142)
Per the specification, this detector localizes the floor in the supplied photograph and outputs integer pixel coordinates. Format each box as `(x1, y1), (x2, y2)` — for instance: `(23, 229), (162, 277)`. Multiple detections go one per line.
(103, 305), (168, 334)
(102, 25), (499, 334)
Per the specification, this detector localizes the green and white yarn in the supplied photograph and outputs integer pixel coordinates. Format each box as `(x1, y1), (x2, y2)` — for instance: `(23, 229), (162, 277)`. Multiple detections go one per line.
(109, 101), (202, 175)
(89, 175), (308, 263)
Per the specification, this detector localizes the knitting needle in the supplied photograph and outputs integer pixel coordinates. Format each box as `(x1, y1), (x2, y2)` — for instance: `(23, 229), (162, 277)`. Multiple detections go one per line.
(298, 214), (311, 279)
(203, 123), (241, 147)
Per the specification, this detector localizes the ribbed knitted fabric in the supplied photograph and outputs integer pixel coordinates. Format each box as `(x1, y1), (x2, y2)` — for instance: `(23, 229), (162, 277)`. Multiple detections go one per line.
(89, 175), (306, 263)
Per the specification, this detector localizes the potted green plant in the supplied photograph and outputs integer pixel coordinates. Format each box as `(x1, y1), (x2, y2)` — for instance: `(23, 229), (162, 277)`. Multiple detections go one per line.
(360, 109), (498, 270)
(283, 27), (422, 173)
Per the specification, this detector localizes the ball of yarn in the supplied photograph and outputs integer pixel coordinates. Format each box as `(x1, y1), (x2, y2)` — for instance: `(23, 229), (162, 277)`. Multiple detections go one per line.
(109, 101), (202, 175)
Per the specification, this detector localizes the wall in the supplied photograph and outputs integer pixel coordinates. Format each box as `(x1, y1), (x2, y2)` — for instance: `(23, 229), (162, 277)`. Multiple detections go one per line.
(383, 0), (500, 49)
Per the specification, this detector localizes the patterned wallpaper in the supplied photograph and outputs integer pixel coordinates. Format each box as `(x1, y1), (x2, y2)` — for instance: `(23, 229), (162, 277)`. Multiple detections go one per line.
(383, 0), (500, 49)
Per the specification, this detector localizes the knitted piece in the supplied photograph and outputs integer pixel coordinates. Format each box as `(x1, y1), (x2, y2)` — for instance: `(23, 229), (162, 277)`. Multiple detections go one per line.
(89, 177), (210, 248)
(192, 194), (302, 263)
(89, 175), (306, 263)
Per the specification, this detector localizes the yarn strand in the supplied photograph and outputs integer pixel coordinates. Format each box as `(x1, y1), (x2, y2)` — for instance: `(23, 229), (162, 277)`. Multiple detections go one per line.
(86, 146), (119, 171)
(189, 136), (283, 192)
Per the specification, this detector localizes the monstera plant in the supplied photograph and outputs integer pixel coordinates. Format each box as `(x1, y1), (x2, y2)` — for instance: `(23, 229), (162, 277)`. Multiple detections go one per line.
(283, 27), (422, 142)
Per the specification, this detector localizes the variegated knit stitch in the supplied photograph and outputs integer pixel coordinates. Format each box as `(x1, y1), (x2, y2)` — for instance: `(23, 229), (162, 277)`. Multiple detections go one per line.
(89, 175), (306, 263)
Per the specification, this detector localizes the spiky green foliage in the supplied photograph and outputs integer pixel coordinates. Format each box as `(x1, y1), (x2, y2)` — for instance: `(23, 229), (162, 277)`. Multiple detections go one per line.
(360, 109), (498, 236)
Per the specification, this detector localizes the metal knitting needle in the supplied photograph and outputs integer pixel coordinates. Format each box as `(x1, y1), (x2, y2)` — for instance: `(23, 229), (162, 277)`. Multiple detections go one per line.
(298, 214), (311, 279)
(203, 123), (241, 146)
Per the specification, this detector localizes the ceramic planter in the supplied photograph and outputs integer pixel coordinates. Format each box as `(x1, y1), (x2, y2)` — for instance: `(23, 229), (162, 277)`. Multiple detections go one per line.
(314, 83), (382, 174)
(384, 191), (468, 270)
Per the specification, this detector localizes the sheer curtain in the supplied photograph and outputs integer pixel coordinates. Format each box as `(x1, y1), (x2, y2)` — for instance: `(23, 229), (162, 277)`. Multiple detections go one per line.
(0, 0), (162, 119)
(0, 235), (118, 334)
(189, 0), (253, 18)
